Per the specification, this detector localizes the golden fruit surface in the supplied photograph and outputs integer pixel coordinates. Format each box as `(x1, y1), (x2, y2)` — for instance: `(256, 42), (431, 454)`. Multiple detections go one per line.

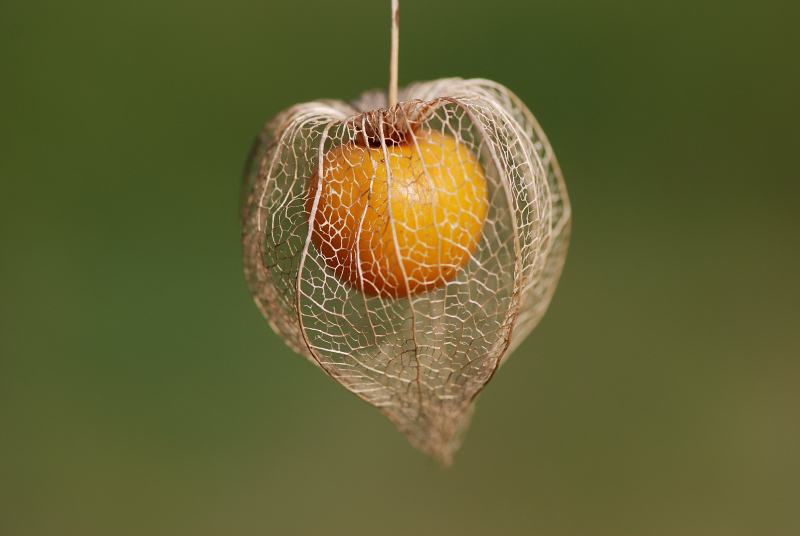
(308, 131), (488, 298)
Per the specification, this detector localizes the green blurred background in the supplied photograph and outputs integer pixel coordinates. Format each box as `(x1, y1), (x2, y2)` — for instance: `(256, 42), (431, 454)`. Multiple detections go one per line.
(2, 0), (798, 534)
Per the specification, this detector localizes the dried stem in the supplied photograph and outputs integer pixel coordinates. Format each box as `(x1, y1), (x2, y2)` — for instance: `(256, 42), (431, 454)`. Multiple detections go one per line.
(388, 0), (399, 107)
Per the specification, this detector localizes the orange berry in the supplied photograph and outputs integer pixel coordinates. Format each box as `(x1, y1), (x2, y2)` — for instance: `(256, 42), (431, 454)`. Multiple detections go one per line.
(308, 130), (488, 298)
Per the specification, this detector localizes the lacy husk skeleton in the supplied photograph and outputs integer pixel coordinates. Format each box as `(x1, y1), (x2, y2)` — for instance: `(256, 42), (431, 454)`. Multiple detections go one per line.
(241, 77), (570, 463)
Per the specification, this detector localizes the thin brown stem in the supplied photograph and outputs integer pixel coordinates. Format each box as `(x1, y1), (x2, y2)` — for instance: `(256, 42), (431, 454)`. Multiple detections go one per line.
(388, 0), (399, 107)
